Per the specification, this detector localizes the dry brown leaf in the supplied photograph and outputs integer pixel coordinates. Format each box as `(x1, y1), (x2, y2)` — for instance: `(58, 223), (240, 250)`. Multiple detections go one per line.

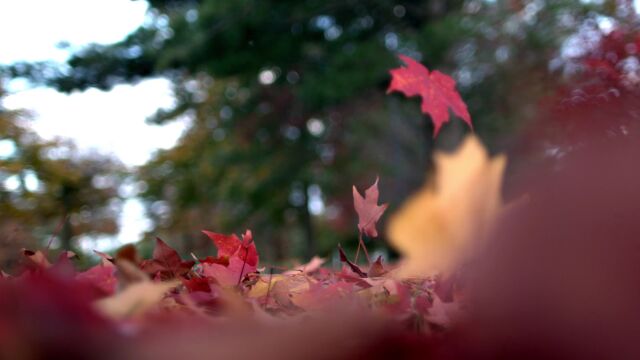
(94, 281), (178, 319)
(21, 249), (52, 268)
(387, 135), (506, 277)
(282, 256), (325, 275)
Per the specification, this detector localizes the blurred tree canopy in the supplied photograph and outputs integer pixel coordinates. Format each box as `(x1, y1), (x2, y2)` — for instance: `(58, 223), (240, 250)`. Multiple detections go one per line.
(3, 0), (625, 261)
(0, 88), (124, 268)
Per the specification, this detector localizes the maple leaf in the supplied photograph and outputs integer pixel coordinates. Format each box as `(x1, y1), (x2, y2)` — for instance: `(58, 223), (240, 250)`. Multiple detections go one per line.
(201, 230), (259, 286)
(140, 238), (195, 279)
(338, 244), (367, 278)
(202, 230), (258, 267)
(182, 276), (212, 293)
(76, 262), (117, 297)
(387, 135), (506, 277)
(387, 55), (472, 137)
(353, 177), (388, 238)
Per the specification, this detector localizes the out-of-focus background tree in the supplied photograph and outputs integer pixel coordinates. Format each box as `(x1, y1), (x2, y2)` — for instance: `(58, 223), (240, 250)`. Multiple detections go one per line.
(1, 0), (637, 266)
(0, 88), (124, 268)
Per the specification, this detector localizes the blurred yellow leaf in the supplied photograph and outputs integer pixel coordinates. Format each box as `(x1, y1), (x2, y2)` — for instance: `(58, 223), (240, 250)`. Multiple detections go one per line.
(247, 274), (311, 302)
(387, 135), (506, 277)
(95, 281), (178, 319)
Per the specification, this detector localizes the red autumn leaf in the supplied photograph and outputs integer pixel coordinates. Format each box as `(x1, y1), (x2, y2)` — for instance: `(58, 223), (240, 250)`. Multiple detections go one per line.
(201, 230), (259, 286)
(338, 245), (367, 278)
(387, 55), (472, 137)
(200, 256), (229, 267)
(202, 230), (258, 267)
(353, 177), (388, 238)
(182, 277), (212, 293)
(201, 257), (258, 286)
(140, 238), (195, 279)
(76, 263), (117, 297)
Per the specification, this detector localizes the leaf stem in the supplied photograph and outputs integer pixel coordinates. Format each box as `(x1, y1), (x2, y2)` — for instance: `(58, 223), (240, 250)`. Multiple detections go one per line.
(264, 268), (274, 307)
(237, 246), (249, 286)
(354, 232), (371, 265)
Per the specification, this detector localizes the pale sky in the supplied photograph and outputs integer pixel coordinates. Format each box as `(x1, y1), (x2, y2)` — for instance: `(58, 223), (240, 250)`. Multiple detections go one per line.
(0, 0), (188, 249)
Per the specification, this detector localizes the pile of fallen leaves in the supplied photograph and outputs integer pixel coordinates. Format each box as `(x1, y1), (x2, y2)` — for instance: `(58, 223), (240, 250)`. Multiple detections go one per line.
(0, 57), (504, 360)
(0, 133), (504, 360)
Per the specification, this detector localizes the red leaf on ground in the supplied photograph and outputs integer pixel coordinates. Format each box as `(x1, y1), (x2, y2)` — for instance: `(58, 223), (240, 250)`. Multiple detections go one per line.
(353, 177), (388, 238)
(201, 257), (256, 286)
(140, 238), (195, 279)
(338, 245), (367, 278)
(201, 230), (259, 286)
(76, 263), (117, 297)
(202, 230), (258, 267)
(387, 55), (472, 137)
(182, 277), (212, 293)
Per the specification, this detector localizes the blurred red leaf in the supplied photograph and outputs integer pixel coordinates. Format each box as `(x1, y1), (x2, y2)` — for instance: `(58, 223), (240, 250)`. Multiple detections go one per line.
(0, 273), (120, 359)
(353, 177), (388, 238)
(182, 277), (211, 293)
(76, 263), (117, 297)
(140, 238), (195, 279)
(387, 55), (472, 137)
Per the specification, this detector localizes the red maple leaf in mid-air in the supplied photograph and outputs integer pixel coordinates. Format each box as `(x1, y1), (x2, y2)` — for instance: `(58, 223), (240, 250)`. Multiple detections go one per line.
(387, 55), (472, 137)
(353, 177), (388, 238)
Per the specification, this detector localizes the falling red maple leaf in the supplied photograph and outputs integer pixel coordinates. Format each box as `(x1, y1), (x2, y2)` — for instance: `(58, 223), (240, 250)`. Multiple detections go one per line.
(353, 177), (388, 238)
(387, 55), (472, 137)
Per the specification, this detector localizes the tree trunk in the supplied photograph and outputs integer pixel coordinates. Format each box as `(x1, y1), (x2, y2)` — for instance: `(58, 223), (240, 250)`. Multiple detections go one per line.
(60, 184), (73, 250)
